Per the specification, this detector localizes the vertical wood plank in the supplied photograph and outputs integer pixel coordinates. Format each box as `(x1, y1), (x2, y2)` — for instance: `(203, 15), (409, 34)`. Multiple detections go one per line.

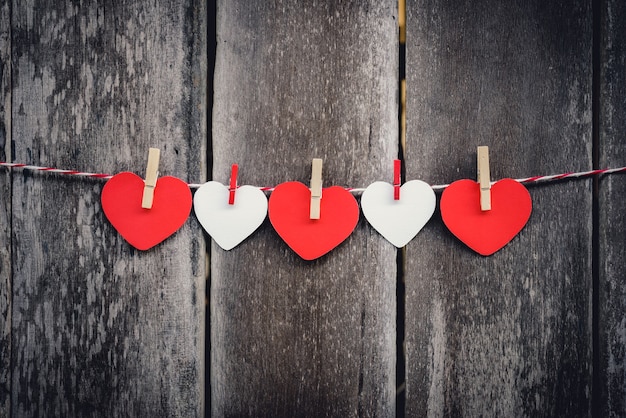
(212, 1), (398, 415)
(0, 0), (10, 414)
(10, 1), (206, 416)
(598, 0), (626, 415)
(404, 0), (593, 415)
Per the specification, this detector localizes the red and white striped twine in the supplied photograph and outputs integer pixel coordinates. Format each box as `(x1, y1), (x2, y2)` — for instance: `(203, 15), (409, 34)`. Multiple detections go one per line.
(0, 162), (113, 179)
(1, 161), (625, 192)
(430, 166), (626, 191)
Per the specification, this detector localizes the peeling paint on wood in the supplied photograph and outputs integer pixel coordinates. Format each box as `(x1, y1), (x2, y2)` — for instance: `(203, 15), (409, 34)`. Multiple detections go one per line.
(7, 1), (207, 416)
(1, 0), (11, 415)
(404, 0), (593, 415)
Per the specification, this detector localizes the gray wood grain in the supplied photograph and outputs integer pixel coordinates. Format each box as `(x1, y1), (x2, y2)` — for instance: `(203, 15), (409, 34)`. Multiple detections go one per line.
(212, 1), (398, 415)
(404, 0), (593, 415)
(0, 0), (11, 415)
(598, 0), (626, 415)
(10, 1), (206, 416)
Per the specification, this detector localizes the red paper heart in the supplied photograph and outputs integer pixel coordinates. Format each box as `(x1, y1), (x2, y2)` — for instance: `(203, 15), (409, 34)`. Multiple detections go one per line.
(440, 178), (532, 256)
(101, 172), (192, 250)
(268, 181), (359, 260)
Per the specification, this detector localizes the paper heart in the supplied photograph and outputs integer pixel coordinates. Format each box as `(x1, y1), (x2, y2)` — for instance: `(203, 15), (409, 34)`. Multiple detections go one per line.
(193, 182), (268, 250)
(440, 178), (532, 256)
(361, 180), (436, 247)
(101, 172), (192, 250)
(268, 181), (359, 260)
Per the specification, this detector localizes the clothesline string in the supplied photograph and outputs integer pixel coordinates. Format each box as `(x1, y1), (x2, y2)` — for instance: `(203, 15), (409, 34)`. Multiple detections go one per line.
(1, 162), (625, 193)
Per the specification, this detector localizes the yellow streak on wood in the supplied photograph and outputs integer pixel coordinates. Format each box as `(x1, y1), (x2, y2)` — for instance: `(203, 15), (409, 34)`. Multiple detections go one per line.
(399, 0), (406, 44)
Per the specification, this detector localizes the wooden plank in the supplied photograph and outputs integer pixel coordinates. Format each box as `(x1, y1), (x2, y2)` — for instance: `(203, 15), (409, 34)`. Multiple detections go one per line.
(212, 1), (398, 415)
(10, 1), (206, 416)
(598, 0), (626, 415)
(0, 0), (11, 414)
(404, 0), (593, 415)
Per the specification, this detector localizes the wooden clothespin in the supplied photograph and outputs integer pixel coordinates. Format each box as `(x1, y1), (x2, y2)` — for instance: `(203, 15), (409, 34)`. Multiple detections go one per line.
(477, 146), (491, 211)
(310, 158), (323, 219)
(393, 159), (401, 200)
(228, 164), (239, 205)
(141, 148), (160, 209)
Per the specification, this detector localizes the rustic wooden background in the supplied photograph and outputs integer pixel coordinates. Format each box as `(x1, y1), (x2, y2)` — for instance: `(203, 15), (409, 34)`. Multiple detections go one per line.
(1, 0), (625, 417)
(405, 0), (594, 416)
(1, 1), (207, 416)
(211, 0), (398, 416)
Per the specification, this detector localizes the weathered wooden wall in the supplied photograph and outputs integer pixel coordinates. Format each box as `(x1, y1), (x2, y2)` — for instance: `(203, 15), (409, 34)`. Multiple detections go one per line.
(2, 0), (626, 417)
(599, 0), (626, 416)
(0, 1), (10, 415)
(211, 1), (398, 416)
(405, 0), (594, 416)
(3, 1), (207, 416)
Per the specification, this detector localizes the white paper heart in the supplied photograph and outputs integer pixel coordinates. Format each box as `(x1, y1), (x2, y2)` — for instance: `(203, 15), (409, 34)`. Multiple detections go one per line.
(193, 182), (268, 250)
(361, 180), (436, 247)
